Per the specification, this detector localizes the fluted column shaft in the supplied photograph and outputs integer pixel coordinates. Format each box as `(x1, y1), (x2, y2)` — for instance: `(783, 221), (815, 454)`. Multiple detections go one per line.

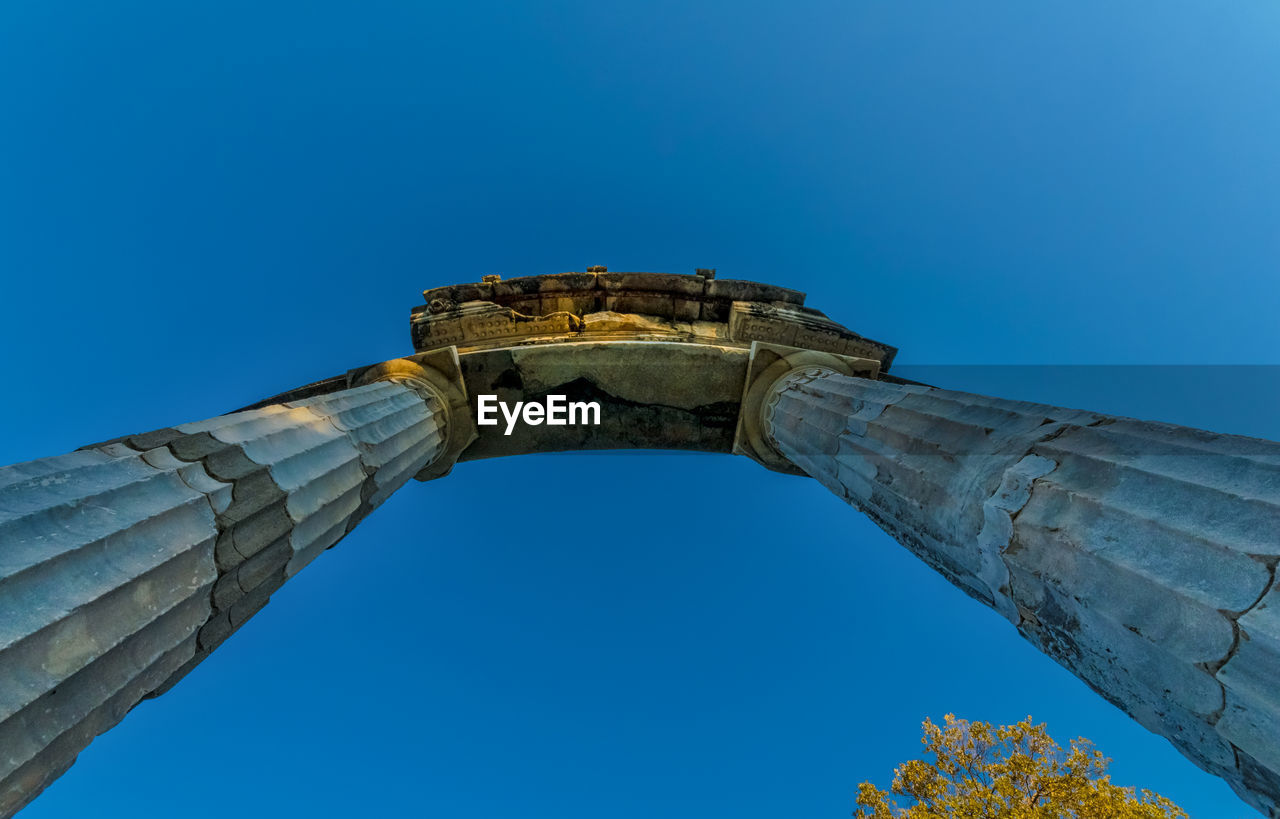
(0, 379), (446, 817)
(764, 369), (1280, 817)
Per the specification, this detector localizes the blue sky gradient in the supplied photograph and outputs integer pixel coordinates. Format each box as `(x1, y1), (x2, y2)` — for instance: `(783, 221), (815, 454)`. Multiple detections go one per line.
(2, 2), (1279, 816)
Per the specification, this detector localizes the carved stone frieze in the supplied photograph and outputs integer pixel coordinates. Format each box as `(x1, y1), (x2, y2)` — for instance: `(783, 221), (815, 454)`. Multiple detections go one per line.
(410, 270), (896, 366)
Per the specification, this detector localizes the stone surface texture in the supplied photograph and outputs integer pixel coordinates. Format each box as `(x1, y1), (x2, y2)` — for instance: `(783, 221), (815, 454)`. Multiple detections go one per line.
(2, 270), (1278, 817)
(0, 379), (445, 817)
(764, 368), (1280, 817)
(413, 271), (895, 366)
(411, 271), (895, 461)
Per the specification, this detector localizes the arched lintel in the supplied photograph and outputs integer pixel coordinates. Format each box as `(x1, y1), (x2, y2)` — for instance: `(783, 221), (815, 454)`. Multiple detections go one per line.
(253, 273), (898, 471)
(343, 340), (878, 472)
(452, 340), (751, 461)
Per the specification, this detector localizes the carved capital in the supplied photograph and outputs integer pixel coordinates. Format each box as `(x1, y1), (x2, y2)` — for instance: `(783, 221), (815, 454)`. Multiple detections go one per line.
(352, 346), (477, 481)
(732, 341), (880, 474)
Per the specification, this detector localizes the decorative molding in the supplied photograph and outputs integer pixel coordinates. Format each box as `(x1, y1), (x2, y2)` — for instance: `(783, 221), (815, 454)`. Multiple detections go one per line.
(351, 346), (477, 482)
(733, 341), (880, 474)
(410, 271), (896, 366)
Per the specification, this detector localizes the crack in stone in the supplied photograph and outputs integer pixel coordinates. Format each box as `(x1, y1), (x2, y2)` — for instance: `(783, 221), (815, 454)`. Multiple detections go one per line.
(992, 419), (1090, 628)
(999, 412), (1276, 796)
(1207, 559), (1279, 687)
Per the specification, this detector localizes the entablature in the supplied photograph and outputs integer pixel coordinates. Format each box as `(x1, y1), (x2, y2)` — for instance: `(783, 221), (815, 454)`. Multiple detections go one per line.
(411, 269), (896, 366)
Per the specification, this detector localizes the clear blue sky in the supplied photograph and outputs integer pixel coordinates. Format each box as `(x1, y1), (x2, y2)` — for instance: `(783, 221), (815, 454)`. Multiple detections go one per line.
(2, 2), (1279, 817)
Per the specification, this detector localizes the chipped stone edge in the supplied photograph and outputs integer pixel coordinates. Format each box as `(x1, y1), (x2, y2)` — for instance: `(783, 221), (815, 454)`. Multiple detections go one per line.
(979, 454), (1059, 624)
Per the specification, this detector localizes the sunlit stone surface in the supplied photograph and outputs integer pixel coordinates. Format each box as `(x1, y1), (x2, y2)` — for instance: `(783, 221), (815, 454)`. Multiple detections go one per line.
(0, 379), (446, 816)
(1, 271), (1277, 816)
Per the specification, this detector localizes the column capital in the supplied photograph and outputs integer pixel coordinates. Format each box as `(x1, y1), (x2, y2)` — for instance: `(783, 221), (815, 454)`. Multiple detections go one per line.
(732, 341), (879, 475)
(350, 346), (477, 482)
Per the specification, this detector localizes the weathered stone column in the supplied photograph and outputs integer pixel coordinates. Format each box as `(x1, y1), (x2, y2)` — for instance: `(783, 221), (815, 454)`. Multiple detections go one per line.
(761, 368), (1280, 817)
(0, 370), (455, 817)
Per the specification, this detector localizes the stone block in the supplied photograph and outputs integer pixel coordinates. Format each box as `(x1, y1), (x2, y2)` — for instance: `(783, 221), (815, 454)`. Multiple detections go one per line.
(603, 292), (676, 318)
(166, 431), (229, 465)
(197, 612), (233, 652)
(598, 272), (704, 296)
(229, 499), (293, 563)
(706, 278), (804, 305)
(237, 536), (291, 594)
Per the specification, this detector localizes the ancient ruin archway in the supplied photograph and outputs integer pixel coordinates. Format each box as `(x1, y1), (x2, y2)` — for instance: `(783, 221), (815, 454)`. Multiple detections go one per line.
(1, 271), (1278, 816)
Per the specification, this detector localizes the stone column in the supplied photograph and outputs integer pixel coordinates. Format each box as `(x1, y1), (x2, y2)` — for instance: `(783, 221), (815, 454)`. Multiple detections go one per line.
(762, 368), (1280, 817)
(0, 376), (449, 817)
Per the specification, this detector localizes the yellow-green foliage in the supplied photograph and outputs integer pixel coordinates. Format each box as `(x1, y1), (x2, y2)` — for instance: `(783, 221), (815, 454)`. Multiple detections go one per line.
(854, 715), (1186, 819)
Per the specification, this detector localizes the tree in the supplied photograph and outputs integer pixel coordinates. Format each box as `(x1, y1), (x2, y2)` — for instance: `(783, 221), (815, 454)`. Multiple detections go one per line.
(853, 715), (1187, 819)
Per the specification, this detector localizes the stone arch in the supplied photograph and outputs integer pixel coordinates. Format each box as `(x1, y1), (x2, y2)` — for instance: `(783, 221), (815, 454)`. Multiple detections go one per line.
(1, 271), (1278, 816)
